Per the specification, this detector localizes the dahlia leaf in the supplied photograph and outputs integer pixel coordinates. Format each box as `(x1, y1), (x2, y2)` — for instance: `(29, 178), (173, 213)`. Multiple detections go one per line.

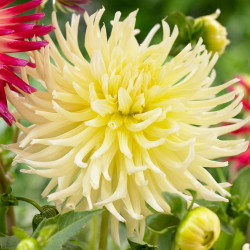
(158, 229), (176, 250)
(0, 235), (19, 250)
(32, 209), (102, 249)
(128, 237), (157, 250)
(162, 192), (187, 220)
(146, 214), (179, 234)
(230, 167), (250, 211)
(12, 226), (29, 241)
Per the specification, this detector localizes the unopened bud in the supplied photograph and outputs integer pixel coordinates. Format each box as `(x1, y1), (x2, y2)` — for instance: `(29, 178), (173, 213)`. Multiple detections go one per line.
(196, 9), (229, 55)
(175, 207), (220, 250)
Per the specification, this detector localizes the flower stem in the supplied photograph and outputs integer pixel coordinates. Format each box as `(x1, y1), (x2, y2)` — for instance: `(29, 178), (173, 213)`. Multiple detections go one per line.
(0, 207), (8, 235)
(0, 163), (9, 193)
(90, 215), (98, 250)
(148, 231), (158, 245)
(35, 4), (42, 25)
(7, 207), (16, 235)
(16, 197), (43, 213)
(98, 209), (109, 250)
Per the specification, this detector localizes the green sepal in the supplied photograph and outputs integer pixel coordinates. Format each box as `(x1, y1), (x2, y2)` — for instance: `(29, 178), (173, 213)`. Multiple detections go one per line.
(127, 237), (158, 250)
(162, 192), (187, 219)
(12, 227), (29, 241)
(146, 214), (179, 234)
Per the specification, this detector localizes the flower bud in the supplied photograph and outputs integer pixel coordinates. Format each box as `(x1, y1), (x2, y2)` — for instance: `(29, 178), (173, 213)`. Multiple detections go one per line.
(41, 205), (58, 218)
(175, 207), (220, 250)
(32, 214), (44, 231)
(196, 9), (229, 55)
(16, 238), (42, 250)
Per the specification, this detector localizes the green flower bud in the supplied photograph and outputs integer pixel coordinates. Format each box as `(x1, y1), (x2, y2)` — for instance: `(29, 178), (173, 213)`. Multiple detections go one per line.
(41, 205), (58, 218)
(196, 9), (229, 55)
(16, 238), (42, 250)
(175, 207), (220, 250)
(32, 214), (44, 231)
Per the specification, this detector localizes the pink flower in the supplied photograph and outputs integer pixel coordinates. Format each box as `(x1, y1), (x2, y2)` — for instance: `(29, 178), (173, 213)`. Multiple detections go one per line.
(228, 144), (250, 172)
(227, 75), (250, 171)
(0, 0), (54, 125)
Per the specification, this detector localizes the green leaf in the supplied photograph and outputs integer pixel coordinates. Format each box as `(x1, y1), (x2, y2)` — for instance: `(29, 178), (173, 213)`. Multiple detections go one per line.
(38, 225), (57, 247)
(128, 237), (157, 250)
(231, 228), (245, 250)
(32, 209), (102, 250)
(162, 192), (187, 219)
(158, 229), (176, 250)
(146, 214), (179, 234)
(62, 240), (86, 250)
(0, 122), (13, 145)
(213, 228), (245, 250)
(0, 235), (19, 250)
(230, 167), (250, 211)
(12, 227), (29, 241)
(219, 219), (234, 235)
(232, 214), (249, 234)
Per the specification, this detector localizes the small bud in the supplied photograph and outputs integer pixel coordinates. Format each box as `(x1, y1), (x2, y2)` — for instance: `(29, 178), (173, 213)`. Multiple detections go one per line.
(175, 207), (220, 250)
(41, 205), (58, 218)
(16, 238), (42, 250)
(32, 214), (44, 231)
(196, 9), (230, 55)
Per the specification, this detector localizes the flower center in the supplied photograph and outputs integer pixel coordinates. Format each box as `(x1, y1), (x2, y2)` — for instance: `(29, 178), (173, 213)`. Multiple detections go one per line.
(202, 231), (214, 246)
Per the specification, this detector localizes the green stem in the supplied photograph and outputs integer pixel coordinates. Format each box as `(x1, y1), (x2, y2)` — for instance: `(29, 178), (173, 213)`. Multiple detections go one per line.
(246, 220), (250, 243)
(148, 231), (158, 245)
(7, 207), (16, 235)
(216, 168), (226, 183)
(0, 207), (8, 235)
(98, 209), (109, 250)
(16, 197), (43, 213)
(90, 215), (98, 250)
(35, 4), (42, 25)
(0, 163), (9, 193)
(12, 125), (19, 144)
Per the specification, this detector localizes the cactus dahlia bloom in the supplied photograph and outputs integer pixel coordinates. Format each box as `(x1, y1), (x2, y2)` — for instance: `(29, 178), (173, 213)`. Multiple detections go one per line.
(0, 0), (54, 125)
(6, 9), (249, 244)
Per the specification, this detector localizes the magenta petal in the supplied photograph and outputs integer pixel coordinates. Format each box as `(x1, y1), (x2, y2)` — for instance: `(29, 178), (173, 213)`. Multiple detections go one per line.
(8, 25), (55, 39)
(61, 3), (86, 12)
(0, 82), (15, 125)
(0, 0), (15, 9)
(1, 23), (35, 32)
(0, 0), (43, 17)
(0, 29), (14, 36)
(0, 65), (36, 94)
(0, 39), (48, 53)
(1, 13), (45, 24)
(0, 53), (29, 67)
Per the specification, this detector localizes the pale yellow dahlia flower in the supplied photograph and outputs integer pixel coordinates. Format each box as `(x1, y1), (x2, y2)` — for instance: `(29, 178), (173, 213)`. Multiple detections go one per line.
(5, 9), (249, 244)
